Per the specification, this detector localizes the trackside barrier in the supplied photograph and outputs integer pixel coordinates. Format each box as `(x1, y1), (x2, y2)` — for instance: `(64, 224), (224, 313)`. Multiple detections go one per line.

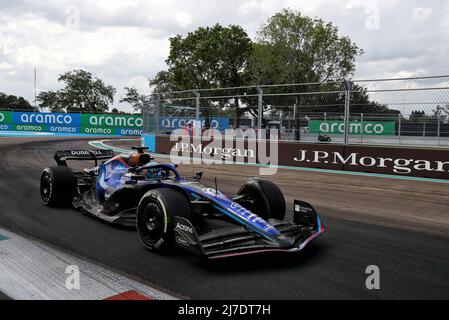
(0, 111), (230, 137)
(0, 111), (144, 136)
(144, 135), (449, 180)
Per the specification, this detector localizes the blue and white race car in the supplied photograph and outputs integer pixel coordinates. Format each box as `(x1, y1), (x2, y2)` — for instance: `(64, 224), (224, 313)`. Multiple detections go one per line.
(40, 147), (324, 259)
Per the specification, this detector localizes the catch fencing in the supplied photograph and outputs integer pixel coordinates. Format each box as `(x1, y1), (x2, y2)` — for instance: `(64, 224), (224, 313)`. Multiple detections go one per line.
(143, 75), (449, 148)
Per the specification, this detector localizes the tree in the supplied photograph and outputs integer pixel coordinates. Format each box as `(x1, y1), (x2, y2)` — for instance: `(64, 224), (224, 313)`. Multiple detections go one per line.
(37, 70), (116, 112)
(119, 87), (145, 112)
(251, 8), (363, 84)
(0, 93), (33, 110)
(240, 9), (394, 124)
(433, 105), (449, 123)
(153, 24), (252, 90)
(35, 91), (62, 111)
(150, 24), (253, 125)
(410, 110), (426, 121)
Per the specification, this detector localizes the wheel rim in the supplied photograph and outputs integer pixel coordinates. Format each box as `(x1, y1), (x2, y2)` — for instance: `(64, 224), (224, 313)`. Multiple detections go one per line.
(40, 174), (51, 202)
(139, 202), (165, 244)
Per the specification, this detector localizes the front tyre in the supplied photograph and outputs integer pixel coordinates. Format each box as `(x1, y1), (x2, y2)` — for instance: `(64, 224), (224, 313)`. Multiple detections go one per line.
(40, 166), (77, 207)
(237, 179), (286, 220)
(137, 188), (192, 252)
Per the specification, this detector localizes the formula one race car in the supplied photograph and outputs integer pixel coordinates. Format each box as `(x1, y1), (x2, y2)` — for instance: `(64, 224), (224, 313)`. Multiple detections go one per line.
(40, 147), (324, 259)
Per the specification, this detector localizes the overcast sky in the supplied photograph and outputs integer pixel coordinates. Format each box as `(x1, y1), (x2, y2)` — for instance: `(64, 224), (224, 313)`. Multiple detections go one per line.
(1, 0), (448, 111)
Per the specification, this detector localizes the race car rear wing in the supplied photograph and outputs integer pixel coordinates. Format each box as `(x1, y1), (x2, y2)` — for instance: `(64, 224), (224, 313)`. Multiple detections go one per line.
(54, 149), (115, 166)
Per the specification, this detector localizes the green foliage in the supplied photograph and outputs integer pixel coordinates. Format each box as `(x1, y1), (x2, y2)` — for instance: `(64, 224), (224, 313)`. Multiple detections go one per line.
(120, 87), (145, 111)
(35, 90), (62, 111)
(0, 93), (33, 110)
(250, 8), (363, 85)
(150, 9), (396, 125)
(410, 110), (427, 121)
(151, 24), (252, 92)
(37, 70), (116, 112)
(150, 24), (253, 125)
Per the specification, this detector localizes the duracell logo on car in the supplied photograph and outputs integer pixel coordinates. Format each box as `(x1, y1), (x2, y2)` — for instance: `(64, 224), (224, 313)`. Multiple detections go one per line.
(70, 150), (104, 156)
(294, 149), (449, 174)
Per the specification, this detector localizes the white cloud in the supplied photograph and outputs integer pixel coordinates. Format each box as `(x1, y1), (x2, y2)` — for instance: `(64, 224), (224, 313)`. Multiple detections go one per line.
(238, 0), (260, 16)
(0, 0), (447, 111)
(175, 11), (193, 28)
(412, 7), (433, 20)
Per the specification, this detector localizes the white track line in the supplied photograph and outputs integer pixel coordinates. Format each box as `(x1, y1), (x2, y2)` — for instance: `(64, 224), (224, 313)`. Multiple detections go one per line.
(0, 228), (177, 300)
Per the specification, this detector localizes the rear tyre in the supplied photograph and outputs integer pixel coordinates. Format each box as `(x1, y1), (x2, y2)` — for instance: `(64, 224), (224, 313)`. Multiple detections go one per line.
(40, 166), (77, 207)
(237, 179), (286, 220)
(137, 188), (192, 252)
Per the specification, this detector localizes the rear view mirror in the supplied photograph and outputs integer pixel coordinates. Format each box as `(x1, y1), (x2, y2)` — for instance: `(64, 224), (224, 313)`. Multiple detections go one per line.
(194, 171), (203, 181)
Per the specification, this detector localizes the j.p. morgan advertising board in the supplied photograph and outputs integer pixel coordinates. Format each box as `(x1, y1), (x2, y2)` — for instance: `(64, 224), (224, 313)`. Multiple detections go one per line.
(157, 135), (449, 180)
(286, 145), (449, 178)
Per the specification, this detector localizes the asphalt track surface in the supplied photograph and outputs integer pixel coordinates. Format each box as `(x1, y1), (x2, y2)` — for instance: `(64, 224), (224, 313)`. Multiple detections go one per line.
(0, 136), (448, 299)
(0, 292), (10, 300)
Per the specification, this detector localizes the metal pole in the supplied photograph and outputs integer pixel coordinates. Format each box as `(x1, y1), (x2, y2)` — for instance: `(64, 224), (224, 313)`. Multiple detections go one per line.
(360, 113), (364, 143)
(155, 94), (161, 132)
(163, 103), (166, 132)
(279, 110), (283, 139)
(193, 90), (200, 122)
(34, 68), (38, 112)
(438, 116), (441, 145)
(343, 80), (352, 146)
(256, 85), (263, 130)
(141, 96), (150, 134)
(398, 114), (402, 144)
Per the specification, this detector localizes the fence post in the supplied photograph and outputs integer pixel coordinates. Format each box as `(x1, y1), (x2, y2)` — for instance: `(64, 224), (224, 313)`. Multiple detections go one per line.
(155, 94), (161, 132)
(193, 90), (200, 122)
(360, 113), (364, 143)
(256, 85), (263, 130)
(398, 114), (401, 144)
(279, 110), (283, 139)
(438, 116), (441, 145)
(292, 103), (297, 140)
(160, 93), (166, 132)
(343, 80), (352, 146)
(141, 96), (150, 134)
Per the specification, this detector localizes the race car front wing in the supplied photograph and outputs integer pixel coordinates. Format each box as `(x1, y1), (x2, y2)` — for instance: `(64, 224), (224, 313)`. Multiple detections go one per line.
(173, 200), (325, 259)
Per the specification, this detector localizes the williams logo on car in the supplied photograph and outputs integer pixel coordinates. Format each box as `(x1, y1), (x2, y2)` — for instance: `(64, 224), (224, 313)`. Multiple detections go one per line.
(174, 220), (198, 247)
(176, 237), (190, 246)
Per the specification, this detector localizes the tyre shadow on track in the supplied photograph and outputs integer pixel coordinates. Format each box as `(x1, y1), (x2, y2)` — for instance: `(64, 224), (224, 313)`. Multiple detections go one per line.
(195, 240), (330, 273)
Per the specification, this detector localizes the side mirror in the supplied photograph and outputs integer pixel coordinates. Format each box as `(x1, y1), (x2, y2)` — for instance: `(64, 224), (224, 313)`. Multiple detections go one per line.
(194, 171), (203, 181)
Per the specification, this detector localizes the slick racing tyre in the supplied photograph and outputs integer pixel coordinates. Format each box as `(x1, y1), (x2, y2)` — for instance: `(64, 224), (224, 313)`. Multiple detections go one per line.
(237, 179), (286, 220)
(137, 188), (192, 252)
(40, 166), (77, 207)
